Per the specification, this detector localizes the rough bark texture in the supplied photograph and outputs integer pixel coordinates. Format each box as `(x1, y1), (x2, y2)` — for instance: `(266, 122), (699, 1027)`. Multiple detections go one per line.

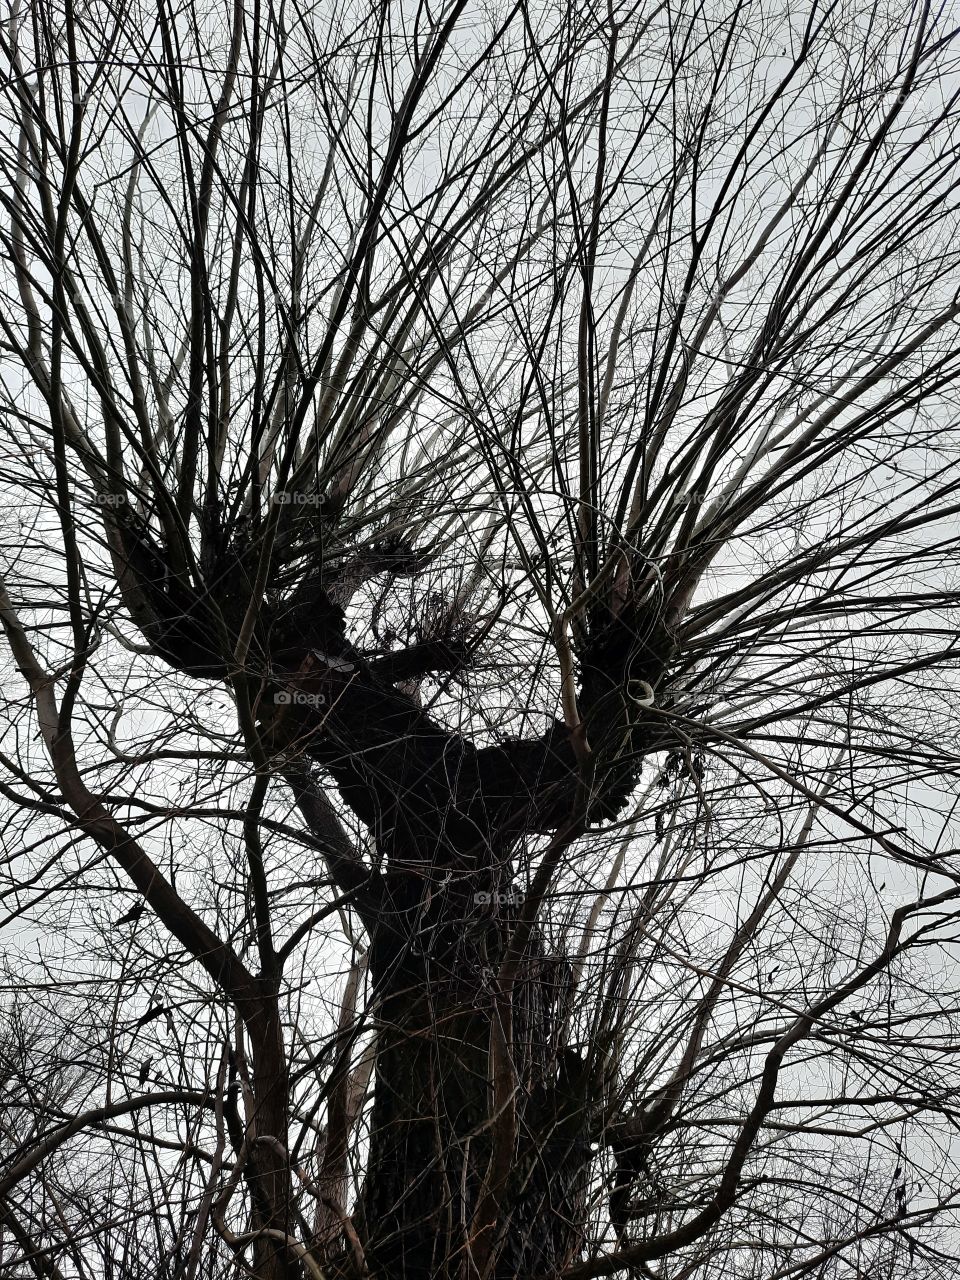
(354, 889), (594, 1280)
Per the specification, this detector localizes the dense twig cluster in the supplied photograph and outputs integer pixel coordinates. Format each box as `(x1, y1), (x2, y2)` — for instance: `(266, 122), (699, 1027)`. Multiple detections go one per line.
(0, 0), (959, 1277)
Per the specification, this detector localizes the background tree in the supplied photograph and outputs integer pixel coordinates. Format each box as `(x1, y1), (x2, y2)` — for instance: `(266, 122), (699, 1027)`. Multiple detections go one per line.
(1, 0), (960, 1277)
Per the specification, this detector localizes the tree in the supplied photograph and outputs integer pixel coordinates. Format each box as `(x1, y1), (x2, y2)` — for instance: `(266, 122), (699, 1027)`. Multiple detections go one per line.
(1, 0), (960, 1275)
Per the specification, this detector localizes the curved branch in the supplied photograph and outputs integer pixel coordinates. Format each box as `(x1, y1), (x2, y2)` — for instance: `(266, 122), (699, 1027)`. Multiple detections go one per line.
(0, 1090), (216, 1198)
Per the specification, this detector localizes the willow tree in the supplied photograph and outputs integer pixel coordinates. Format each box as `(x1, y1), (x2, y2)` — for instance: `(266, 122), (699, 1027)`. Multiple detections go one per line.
(2, 0), (960, 1277)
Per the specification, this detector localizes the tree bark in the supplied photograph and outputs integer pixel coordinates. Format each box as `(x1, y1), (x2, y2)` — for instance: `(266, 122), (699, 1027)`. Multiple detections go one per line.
(356, 886), (594, 1280)
(247, 994), (295, 1280)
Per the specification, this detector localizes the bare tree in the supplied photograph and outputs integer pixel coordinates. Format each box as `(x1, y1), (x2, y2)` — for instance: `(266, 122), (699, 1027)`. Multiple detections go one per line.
(1, 0), (960, 1277)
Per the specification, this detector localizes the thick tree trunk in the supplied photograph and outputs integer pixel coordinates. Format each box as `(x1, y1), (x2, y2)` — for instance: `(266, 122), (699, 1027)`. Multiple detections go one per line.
(356, 879), (593, 1280)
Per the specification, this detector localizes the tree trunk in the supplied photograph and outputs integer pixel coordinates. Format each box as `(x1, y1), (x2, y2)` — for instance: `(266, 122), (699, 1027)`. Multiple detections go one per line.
(102, 542), (664, 1278)
(356, 876), (594, 1280)
(248, 995), (295, 1280)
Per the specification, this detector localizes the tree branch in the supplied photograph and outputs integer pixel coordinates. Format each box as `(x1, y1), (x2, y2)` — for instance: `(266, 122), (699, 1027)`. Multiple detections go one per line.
(0, 1091), (216, 1199)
